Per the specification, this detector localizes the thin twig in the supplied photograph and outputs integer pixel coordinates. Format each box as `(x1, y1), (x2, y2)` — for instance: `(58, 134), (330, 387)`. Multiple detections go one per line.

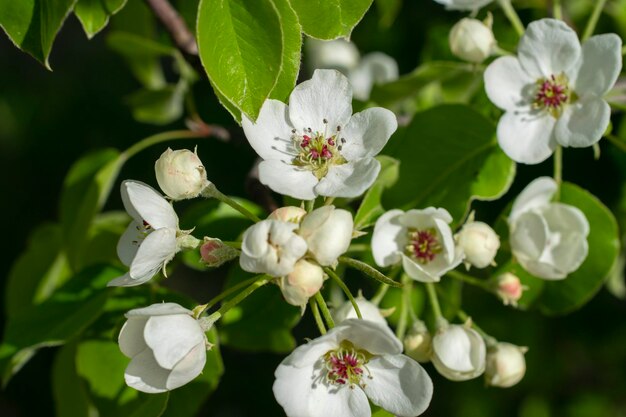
(144, 0), (198, 55)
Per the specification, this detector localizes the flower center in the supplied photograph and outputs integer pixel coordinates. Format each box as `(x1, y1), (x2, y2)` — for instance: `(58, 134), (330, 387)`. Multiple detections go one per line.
(291, 120), (347, 179)
(324, 341), (371, 387)
(132, 220), (152, 246)
(405, 228), (442, 264)
(533, 73), (572, 118)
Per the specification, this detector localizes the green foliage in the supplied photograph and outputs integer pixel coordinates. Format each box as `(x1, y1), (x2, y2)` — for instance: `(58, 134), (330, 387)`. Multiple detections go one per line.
(288, 0), (373, 39)
(384, 104), (515, 223)
(74, 0), (127, 38)
(353, 155), (399, 230)
(126, 83), (188, 126)
(0, 0), (75, 68)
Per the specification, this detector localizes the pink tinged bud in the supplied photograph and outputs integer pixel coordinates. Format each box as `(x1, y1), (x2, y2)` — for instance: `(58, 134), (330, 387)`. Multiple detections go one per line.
(200, 238), (239, 268)
(495, 272), (525, 307)
(278, 260), (325, 307)
(268, 206), (307, 224)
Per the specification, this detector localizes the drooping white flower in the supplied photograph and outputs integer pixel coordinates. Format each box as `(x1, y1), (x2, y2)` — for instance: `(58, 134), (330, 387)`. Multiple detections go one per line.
(431, 322), (486, 381)
(485, 342), (528, 388)
(509, 177), (589, 280)
(239, 219), (308, 277)
(484, 18), (623, 164)
(154, 147), (209, 200)
(495, 272), (525, 306)
(403, 320), (433, 363)
(455, 220), (500, 269)
(242, 69), (398, 200)
(372, 208), (464, 282)
(433, 0), (493, 11)
(332, 297), (387, 325)
(278, 259), (325, 307)
(119, 303), (208, 393)
(449, 16), (496, 64)
(108, 180), (191, 287)
(298, 205), (354, 266)
(273, 319), (433, 417)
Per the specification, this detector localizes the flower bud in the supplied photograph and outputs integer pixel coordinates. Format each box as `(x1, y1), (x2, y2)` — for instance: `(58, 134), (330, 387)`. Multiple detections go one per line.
(155, 147), (209, 200)
(449, 16), (496, 63)
(298, 206), (354, 266)
(456, 221), (500, 269)
(495, 272), (525, 307)
(278, 259), (325, 307)
(118, 303), (208, 393)
(485, 342), (528, 388)
(199, 237), (238, 268)
(333, 297), (387, 325)
(431, 323), (486, 381)
(268, 206), (307, 224)
(404, 321), (433, 363)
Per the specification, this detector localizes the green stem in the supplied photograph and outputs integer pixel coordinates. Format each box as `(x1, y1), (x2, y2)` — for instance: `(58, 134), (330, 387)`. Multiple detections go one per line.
(310, 298), (327, 334)
(553, 145), (563, 200)
(447, 270), (491, 290)
(371, 266), (401, 305)
(222, 241), (242, 249)
(121, 130), (207, 161)
(202, 184), (261, 222)
(457, 310), (497, 346)
(324, 197), (335, 206)
(553, 0), (562, 20)
(606, 134), (626, 152)
(204, 276), (270, 323)
(324, 267), (362, 319)
(396, 277), (412, 340)
(314, 292), (335, 329)
(623, 45), (626, 56)
(582, 0), (607, 42)
(306, 199), (316, 212)
(338, 256), (402, 287)
(346, 243), (370, 253)
(425, 282), (443, 322)
(497, 0), (525, 37)
(203, 275), (263, 311)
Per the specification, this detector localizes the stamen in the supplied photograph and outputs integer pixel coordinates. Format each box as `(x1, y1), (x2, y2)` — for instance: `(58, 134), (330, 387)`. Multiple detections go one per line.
(533, 73), (572, 118)
(324, 341), (371, 388)
(405, 227), (442, 264)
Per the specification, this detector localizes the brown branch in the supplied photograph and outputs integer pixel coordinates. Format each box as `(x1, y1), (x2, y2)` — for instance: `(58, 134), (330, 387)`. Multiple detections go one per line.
(144, 0), (197, 55)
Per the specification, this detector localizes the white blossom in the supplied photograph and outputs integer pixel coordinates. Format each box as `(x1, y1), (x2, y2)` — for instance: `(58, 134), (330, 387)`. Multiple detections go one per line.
(449, 16), (496, 64)
(278, 259), (325, 307)
(108, 181), (188, 287)
(298, 205), (354, 266)
(242, 69), (397, 200)
(154, 147), (209, 200)
(372, 208), (464, 282)
(431, 323), (486, 381)
(268, 206), (307, 224)
(485, 342), (528, 388)
(484, 18), (623, 164)
(273, 319), (433, 417)
(332, 297), (387, 325)
(509, 177), (589, 279)
(456, 220), (500, 268)
(119, 303), (208, 393)
(239, 219), (308, 277)
(433, 0), (493, 11)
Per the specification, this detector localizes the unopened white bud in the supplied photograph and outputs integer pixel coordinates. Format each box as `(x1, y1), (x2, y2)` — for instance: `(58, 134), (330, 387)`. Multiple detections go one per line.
(278, 259), (325, 307)
(333, 297), (387, 325)
(298, 206), (354, 266)
(268, 206), (307, 224)
(495, 272), (525, 307)
(485, 342), (527, 388)
(155, 148), (209, 200)
(456, 221), (500, 268)
(403, 321), (433, 363)
(432, 322), (486, 381)
(449, 16), (496, 63)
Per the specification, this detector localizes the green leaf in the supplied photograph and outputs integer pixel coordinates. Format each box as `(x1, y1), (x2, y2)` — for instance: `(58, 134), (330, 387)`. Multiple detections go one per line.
(288, 0), (373, 39)
(126, 83), (187, 125)
(82, 211), (130, 268)
(267, 0), (302, 103)
(59, 148), (124, 270)
(0, 265), (120, 385)
(218, 266), (301, 353)
(374, 0), (401, 28)
(53, 342), (95, 417)
(384, 104), (515, 223)
(4, 223), (71, 319)
(74, 0), (127, 38)
(354, 155), (399, 230)
(0, 0), (76, 68)
(197, 0), (300, 121)
(535, 182), (620, 315)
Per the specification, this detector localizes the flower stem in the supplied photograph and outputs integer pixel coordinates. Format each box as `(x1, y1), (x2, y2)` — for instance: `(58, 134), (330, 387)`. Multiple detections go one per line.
(324, 197), (335, 206)
(121, 130), (207, 161)
(346, 243), (370, 253)
(306, 198), (316, 212)
(553, 0), (562, 20)
(202, 183), (262, 222)
(203, 274), (264, 311)
(314, 292), (335, 329)
(457, 310), (497, 346)
(497, 0), (525, 37)
(396, 276), (413, 340)
(425, 282), (443, 323)
(582, 0), (607, 42)
(338, 256), (402, 287)
(553, 145), (563, 200)
(222, 241), (242, 249)
(310, 298), (327, 335)
(371, 266), (401, 305)
(204, 275), (270, 324)
(447, 270), (491, 290)
(606, 134), (626, 152)
(324, 267), (362, 319)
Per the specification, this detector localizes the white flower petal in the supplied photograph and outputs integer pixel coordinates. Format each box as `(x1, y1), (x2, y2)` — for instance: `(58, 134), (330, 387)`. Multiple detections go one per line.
(117, 222), (141, 267)
(519, 258), (567, 280)
(484, 56), (535, 112)
(124, 348), (170, 393)
(122, 181), (178, 230)
(242, 99), (296, 160)
(280, 336), (339, 369)
(340, 108), (397, 160)
(333, 299), (387, 325)
(126, 302), (192, 317)
(144, 314), (204, 369)
(402, 254), (441, 283)
(433, 217), (455, 264)
(333, 319), (402, 356)
(554, 98), (610, 148)
(348, 52), (399, 100)
(372, 209), (405, 267)
(364, 355), (433, 417)
(433, 326), (474, 372)
(497, 111), (557, 164)
(258, 160), (318, 200)
(541, 203), (589, 276)
(129, 228), (177, 281)
(107, 272), (139, 288)
(118, 317), (148, 358)
(433, 0), (493, 11)
(289, 69), (353, 133)
(314, 158), (380, 198)
(518, 19), (581, 79)
(573, 34), (623, 98)
(509, 176), (557, 222)
(401, 207), (452, 227)
(510, 211), (549, 262)
(166, 342), (207, 390)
